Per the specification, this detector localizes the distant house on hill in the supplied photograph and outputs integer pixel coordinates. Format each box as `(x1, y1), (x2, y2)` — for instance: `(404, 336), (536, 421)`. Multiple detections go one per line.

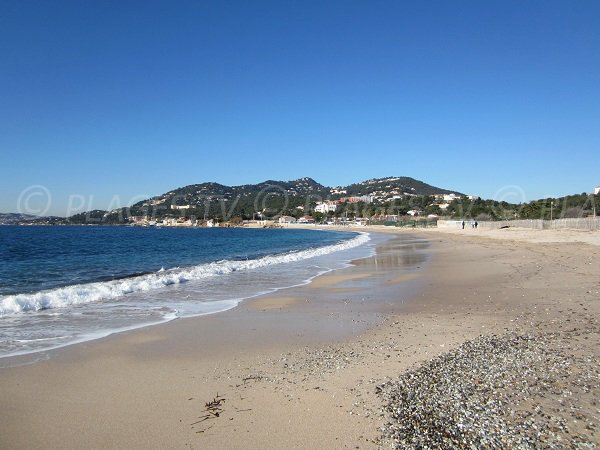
(339, 195), (373, 204)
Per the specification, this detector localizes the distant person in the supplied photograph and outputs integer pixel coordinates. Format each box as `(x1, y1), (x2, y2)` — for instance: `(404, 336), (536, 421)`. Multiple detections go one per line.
(475, 221), (478, 229)
(462, 220), (465, 229)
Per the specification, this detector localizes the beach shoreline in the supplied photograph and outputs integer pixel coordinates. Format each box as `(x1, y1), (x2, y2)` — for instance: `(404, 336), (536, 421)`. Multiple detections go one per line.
(1, 227), (598, 448)
(0, 226), (372, 359)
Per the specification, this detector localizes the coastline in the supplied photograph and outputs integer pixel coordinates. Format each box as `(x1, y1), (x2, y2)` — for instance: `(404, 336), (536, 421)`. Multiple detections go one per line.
(0, 227), (370, 358)
(1, 227), (598, 448)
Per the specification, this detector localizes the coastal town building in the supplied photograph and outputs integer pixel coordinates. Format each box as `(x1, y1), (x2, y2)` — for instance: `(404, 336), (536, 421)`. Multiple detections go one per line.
(595, 186), (600, 195)
(297, 215), (315, 224)
(162, 217), (198, 227)
(315, 201), (338, 213)
(278, 216), (297, 224)
(127, 215), (203, 227)
(171, 204), (192, 210)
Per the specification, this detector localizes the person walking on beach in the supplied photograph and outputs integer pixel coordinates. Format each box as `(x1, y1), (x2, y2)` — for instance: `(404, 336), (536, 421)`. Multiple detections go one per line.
(462, 220), (465, 229)
(475, 221), (478, 229)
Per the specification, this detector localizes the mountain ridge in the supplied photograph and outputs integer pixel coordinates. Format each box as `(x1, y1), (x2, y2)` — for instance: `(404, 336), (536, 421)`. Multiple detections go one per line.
(135, 175), (461, 209)
(6, 176), (465, 223)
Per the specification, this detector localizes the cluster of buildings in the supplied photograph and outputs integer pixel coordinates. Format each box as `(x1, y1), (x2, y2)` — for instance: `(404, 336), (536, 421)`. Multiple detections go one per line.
(128, 190), (488, 228)
(278, 215), (367, 227)
(128, 215), (317, 228)
(432, 193), (479, 211)
(339, 195), (374, 204)
(128, 216), (220, 227)
(314, 195), (374, 214)
(313, 192), (478, 216)
(278, 216), (315, 224)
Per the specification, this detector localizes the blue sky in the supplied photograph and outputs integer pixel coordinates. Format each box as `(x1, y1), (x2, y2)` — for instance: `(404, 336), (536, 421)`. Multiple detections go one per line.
(1, 0), (599, 216)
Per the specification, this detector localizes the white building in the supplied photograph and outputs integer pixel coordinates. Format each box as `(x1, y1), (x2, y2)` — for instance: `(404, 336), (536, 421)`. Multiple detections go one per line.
(595, 186), (600, 195)
(315, 201), (338, 213)
(443, 194), (460, 202)
(297, 216), (315, 224)
(339, 195), (373, 204)
(434, 193), (461, 202)
(129, 215), (147, 224)
(278, 216), (297, 224)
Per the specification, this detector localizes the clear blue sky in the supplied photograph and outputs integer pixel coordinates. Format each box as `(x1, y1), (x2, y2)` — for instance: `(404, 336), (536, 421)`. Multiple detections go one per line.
(1, 0), (599, 216)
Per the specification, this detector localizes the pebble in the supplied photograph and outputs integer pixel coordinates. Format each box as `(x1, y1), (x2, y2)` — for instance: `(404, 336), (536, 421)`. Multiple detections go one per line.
(377, 331), (599, 449)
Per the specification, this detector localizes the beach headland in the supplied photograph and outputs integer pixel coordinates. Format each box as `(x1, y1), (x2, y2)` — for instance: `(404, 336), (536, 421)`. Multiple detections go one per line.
(0, 227), (598, 448)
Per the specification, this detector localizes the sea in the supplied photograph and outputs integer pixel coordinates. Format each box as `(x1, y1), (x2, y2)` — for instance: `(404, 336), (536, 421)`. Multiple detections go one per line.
(0, 225), (374, 358)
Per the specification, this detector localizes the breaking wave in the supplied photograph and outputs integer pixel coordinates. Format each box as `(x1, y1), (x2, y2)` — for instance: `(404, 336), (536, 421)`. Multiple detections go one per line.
(0, 232), (370, 315)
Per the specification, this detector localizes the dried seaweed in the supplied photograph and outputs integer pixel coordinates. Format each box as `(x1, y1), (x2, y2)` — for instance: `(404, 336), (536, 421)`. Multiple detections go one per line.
(190, 393), (226, 432)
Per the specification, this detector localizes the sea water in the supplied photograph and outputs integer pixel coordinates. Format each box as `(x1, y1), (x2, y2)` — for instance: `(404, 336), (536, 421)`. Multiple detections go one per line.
(0, 226), (374, 357)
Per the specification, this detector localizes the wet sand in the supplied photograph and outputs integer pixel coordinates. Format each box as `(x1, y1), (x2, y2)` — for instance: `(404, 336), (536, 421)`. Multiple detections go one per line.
(0, 229), (598, 448)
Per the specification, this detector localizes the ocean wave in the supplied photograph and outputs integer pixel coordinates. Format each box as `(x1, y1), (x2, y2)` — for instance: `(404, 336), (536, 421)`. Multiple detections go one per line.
(0, 232), (370, 315)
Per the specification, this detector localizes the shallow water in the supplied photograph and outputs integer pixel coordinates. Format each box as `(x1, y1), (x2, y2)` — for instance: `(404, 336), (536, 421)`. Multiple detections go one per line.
(0, 226), (375, 357)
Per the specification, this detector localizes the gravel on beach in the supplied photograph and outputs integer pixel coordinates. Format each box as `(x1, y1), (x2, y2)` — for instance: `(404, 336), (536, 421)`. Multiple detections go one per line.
(378, 329), (599, 449)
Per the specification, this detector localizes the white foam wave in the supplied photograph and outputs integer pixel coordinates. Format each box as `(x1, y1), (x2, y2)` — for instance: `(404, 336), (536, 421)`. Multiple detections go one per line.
(0, 232), (370, 315)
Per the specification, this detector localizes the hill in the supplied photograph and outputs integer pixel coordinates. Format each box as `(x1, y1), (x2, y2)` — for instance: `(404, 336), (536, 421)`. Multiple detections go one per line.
(0, 213), (41, 224)
(14, 177), (599, 225)
(337, 176), (460, 198)
(121, 176), (459, 219)
(60, 176), (462, 223)
(133, 176), (458, 209)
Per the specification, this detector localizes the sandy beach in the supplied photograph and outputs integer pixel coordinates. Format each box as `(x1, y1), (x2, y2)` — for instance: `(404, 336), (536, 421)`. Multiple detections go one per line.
(1, 227), (598, 449)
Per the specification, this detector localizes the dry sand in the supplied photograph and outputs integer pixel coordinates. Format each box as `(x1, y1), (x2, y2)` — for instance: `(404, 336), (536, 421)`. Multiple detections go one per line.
(0, 228), (598, 449)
